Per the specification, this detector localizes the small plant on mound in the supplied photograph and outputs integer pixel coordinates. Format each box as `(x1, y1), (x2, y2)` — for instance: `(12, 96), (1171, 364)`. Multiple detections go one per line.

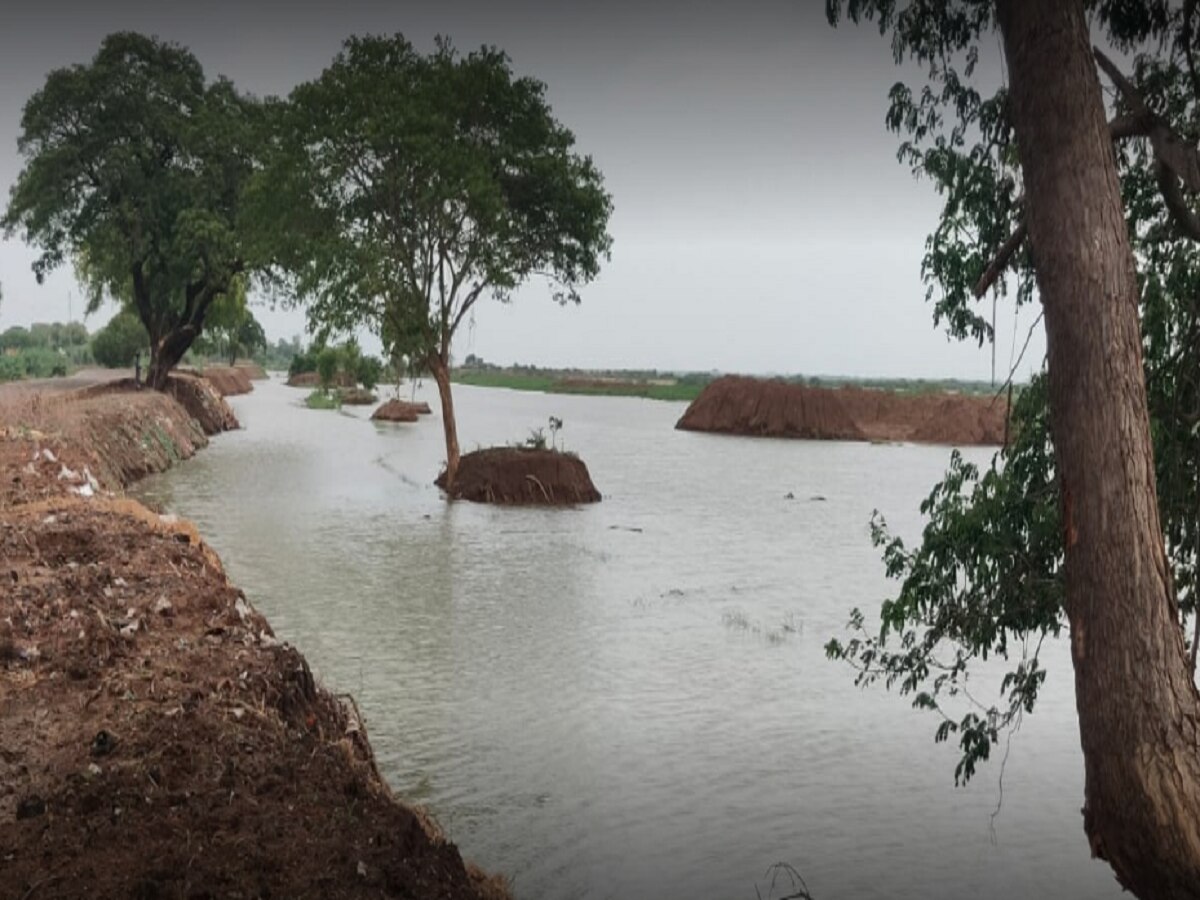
(523, 427), (548, 450)
(305, 390), (341, 410)
(548, 416), (563, 450)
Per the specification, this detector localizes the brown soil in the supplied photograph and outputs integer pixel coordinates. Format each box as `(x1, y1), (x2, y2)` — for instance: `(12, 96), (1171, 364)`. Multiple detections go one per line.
(371, 399), (432, 422)
(286, 371), (356, 389)
(0, 387), (508, 899)
(435, 447), (601, 505)
(339, 387), (378, 406)
(235, 363), (269, 380)
(676, 375), (1008, 446)
(184, 366), (254, 397)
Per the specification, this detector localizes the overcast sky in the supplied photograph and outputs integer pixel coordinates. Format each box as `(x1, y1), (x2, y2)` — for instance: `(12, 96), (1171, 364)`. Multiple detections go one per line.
(0, 0), (1045, 380)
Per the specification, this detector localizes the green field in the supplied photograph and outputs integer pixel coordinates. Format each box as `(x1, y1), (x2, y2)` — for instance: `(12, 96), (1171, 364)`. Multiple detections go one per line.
(451, 370), (707, 401)
(451, 367), (1005, 402)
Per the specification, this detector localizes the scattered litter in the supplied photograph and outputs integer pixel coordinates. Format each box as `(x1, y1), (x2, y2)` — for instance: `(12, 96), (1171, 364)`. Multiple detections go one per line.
(40, 448), (57, 464)
(159, 513), (179, 525)
(357, 861), (368, 879)
(74, 482), (95, 498)
(113, 577), (127, 588)
(259, 631), (278, 648)
(119, 620), (140, 639)
(153, 596), (173, 617)
(58, 464), (80, 482)
(86, 763), (102, 777)
(234, 597), (251, 622)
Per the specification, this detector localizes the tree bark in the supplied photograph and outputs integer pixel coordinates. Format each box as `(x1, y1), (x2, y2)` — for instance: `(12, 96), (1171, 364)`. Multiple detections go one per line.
(428, 353), (461, 494)
(146, 326), (197, 391)
(996, 2), (1200, 897)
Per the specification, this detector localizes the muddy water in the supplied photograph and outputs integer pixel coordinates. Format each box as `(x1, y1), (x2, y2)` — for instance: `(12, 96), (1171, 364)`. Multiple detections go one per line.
(134, 376), (1120, 900)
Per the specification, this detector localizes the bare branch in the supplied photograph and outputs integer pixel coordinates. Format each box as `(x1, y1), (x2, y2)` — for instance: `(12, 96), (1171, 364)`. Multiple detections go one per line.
(1155, 160), (1200, 242)
(974, 220), (1028, 299)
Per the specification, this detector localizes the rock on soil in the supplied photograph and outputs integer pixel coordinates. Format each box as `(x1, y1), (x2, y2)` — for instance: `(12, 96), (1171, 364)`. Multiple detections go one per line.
(676, 375), (1008, 446)
(435, 447), (601, 505)
(371, 399), (432, 422)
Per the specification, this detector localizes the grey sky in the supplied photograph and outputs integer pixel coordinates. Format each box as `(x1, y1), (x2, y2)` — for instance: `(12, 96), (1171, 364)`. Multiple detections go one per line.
(0, 0), (1045, 380)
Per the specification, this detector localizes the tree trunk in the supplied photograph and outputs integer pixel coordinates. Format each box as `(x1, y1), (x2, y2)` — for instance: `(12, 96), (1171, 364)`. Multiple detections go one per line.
(145, 327), (196, 391)
(428, 353), (461, 493)
(997, 2), (1200, 896)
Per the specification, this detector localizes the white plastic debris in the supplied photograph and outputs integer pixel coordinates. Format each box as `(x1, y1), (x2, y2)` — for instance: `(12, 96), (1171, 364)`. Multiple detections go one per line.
(234, 597), (251, 622)
(153, 596), (173, 616)
(40, 448), (57, 464)
(57, 464), (79, 482)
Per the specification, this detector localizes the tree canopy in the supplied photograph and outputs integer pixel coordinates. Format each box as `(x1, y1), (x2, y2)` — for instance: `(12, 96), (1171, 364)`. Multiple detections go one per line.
(824, 4), (1200, 894)
(824, 0), (1200, 785)
(254, 34), (612, 487)
(3, 32), (264, 388)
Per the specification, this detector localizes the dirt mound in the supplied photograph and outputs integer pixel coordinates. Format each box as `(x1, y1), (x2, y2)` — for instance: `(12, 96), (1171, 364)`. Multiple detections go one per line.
(287, 371), (356, 388)
(190, 365), (254, 396)
(235, 362), (269, 380)
(436, 447), (601, 505)
(0, 501), (506, 900)
(1, 387), (211, 509)
(164, 374), (241, 434)
(371, 399), (432, 422)
(908, 393), (1008, 445)
(676, 375), (866, 440)
(676, 376), (1008, 446)
(339, 386), (378, 405)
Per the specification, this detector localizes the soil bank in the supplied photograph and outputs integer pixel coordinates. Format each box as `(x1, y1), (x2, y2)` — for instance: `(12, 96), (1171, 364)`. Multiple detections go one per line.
(676, 375), (1009, 445)
(436, 447), (601, 505)
(371, 399), (433, 422)
(0, 380), (506, 899)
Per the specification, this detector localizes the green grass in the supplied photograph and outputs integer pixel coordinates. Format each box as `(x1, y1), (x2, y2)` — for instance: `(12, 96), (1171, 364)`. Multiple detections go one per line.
(452, 370), (706, 402)
(304, 389), (342, 410)
(453, 367), (1011, 401)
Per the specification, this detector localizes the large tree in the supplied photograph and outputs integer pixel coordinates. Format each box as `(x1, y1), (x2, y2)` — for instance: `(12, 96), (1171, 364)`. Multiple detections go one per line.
(255, 34), (612, 489)
(3, 32), (262, 389)
(826, 1), (1200, 895)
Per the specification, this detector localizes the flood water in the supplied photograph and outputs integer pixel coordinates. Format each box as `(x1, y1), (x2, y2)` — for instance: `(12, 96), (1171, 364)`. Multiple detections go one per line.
(133, 376), (1121, 900)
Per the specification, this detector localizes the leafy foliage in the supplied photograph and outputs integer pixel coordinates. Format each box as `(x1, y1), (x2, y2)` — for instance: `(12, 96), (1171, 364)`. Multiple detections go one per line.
(253, 33), (612, 482)
(825, 0), (1200, 782)
(90, 310), (149, 368)
(2, 32), (265, 387)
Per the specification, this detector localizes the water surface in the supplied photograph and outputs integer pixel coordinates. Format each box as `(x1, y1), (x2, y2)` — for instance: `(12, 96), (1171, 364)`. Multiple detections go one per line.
(135, 376), (1120, 900)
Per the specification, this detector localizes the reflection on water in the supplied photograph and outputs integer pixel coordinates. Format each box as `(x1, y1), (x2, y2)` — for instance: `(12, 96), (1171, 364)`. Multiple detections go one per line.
(134, 376), (1119, 900)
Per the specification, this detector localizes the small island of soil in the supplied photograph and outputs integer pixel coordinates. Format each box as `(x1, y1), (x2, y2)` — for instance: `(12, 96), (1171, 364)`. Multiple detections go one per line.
(436, 447), (601, 505)
(372, 398), (433, 422)
(676, 375), (1008, 446)
(338, 386), (378, 405)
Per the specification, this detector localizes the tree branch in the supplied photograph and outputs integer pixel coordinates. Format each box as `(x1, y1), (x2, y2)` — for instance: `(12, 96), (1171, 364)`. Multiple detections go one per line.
(974, 220), (1028, 299)
(973, 92), (1172, 299)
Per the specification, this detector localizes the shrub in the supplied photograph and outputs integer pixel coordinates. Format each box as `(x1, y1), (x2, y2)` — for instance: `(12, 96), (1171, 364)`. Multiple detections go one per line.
(91, 311), (148, 368)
